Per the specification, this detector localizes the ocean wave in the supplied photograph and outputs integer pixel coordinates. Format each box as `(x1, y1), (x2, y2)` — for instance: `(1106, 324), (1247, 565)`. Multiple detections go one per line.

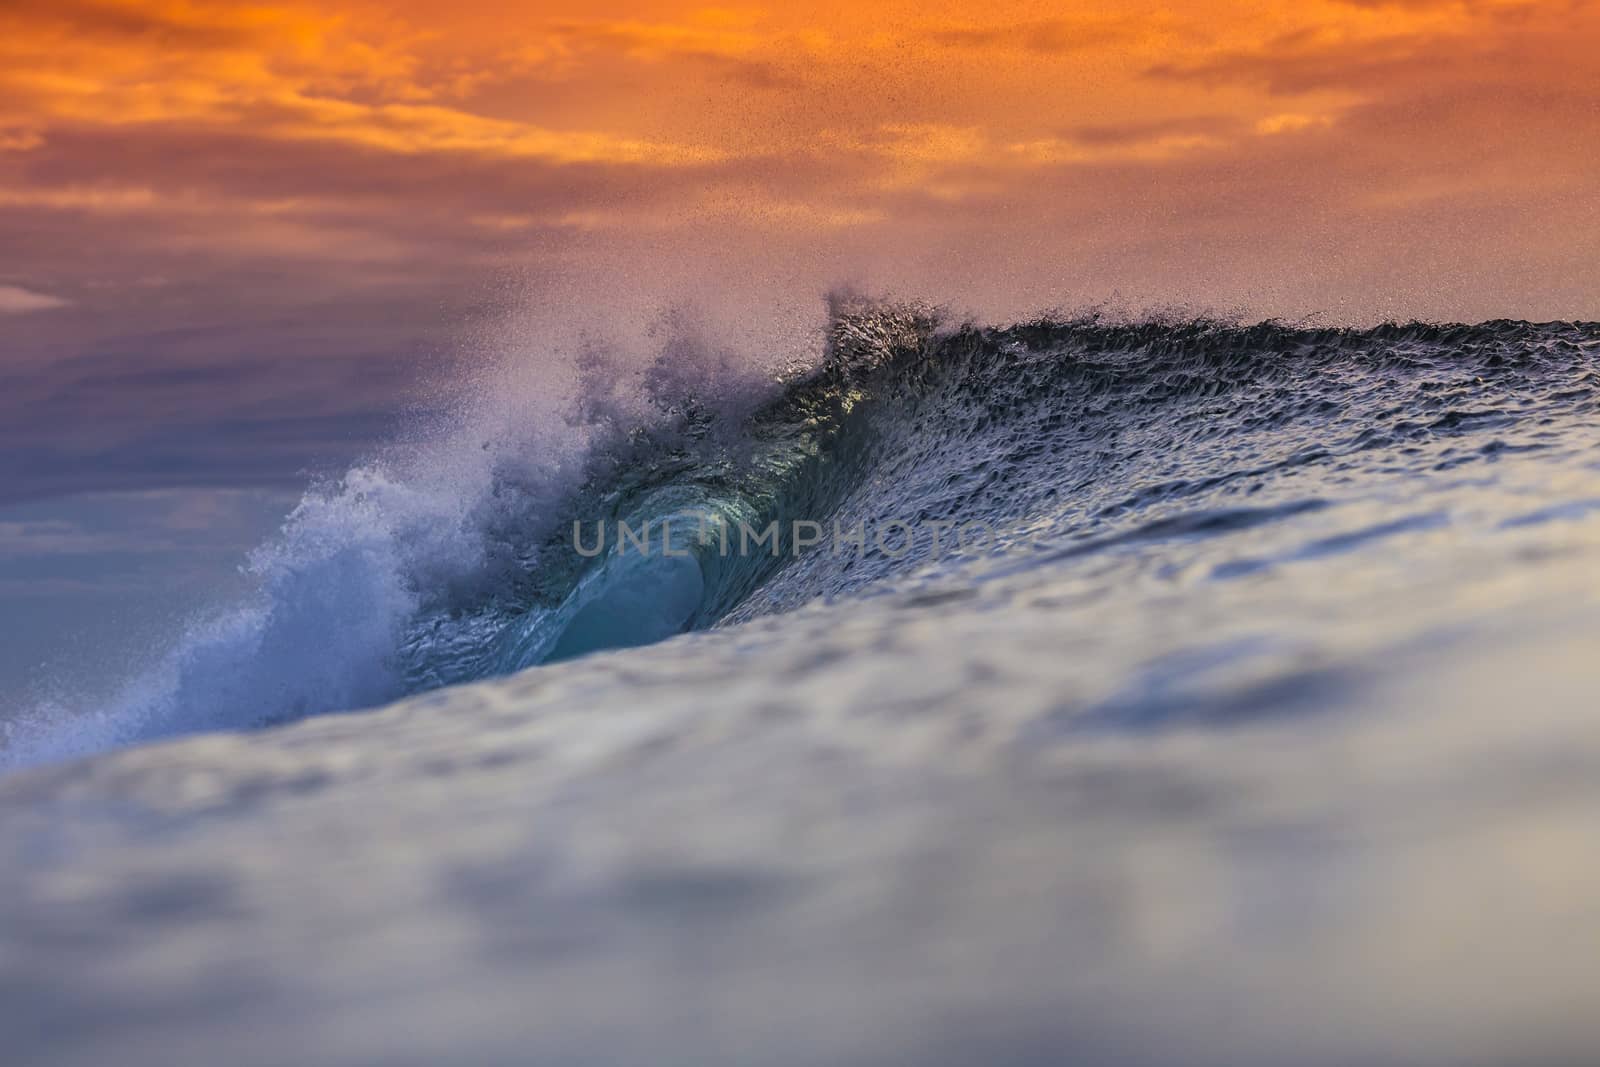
(5, 300), (1597, 768)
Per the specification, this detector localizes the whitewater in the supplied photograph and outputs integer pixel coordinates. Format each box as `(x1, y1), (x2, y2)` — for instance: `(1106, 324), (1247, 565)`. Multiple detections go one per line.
(3, 302), (1600, 1065)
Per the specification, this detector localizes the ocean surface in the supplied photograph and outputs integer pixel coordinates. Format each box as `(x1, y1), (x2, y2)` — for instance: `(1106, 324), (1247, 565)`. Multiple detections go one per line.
(4, 306), (1600, 1065)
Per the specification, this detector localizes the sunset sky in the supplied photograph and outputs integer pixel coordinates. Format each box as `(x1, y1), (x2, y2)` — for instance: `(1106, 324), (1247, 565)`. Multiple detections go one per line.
(2, 0), (1598, 505)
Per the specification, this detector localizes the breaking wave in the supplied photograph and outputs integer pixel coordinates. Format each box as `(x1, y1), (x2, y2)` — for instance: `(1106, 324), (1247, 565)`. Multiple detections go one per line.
(5, 297), (1598, 768)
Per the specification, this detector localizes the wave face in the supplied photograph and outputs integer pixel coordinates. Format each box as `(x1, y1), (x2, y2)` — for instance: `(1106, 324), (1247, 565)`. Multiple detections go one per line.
(5, 305), (1600, 1066)
(6, 306), (1600, 765)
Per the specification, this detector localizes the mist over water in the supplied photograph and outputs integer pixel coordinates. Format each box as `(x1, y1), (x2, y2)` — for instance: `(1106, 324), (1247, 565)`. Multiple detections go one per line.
(0, 294), (818, 766)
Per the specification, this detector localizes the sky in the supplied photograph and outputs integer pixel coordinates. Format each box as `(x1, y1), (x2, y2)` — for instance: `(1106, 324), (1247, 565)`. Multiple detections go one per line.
(2, 0), (1598, 508)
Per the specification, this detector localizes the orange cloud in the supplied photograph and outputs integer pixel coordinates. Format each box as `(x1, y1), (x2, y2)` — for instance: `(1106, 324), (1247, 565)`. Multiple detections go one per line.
(925, 14), (1148, 54)
(0, 0), (1595, 334)
(0, 0), (724, 168)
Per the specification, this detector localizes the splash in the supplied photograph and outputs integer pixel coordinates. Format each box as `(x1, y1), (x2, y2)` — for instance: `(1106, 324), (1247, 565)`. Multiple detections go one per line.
(0, 299), (815, 767)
